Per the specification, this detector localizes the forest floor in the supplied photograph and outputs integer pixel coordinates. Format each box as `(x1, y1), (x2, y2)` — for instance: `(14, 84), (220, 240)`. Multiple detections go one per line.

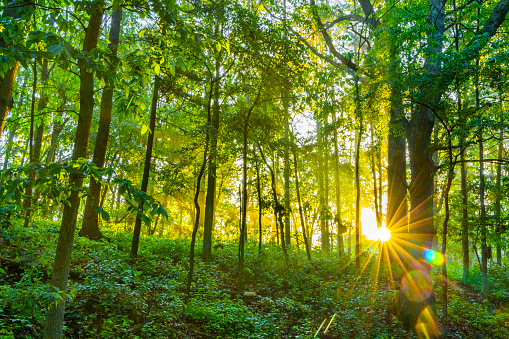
(1, 220), (508, 338)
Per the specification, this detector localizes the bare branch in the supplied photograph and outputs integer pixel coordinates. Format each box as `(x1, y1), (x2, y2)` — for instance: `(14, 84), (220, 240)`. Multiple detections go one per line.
(324, 14), (365, 30)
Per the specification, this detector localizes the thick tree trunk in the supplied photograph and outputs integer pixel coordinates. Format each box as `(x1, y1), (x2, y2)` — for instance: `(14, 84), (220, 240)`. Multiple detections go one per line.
(397, 2), (445, 335)
(130, 76), (160, 258)
(81, 7), (123, 240)
(43, 4), (104, 338)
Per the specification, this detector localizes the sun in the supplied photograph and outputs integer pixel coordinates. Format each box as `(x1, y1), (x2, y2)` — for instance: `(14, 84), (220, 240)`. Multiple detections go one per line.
(361, 208), (391, 242)
(376, 227), (391, 242)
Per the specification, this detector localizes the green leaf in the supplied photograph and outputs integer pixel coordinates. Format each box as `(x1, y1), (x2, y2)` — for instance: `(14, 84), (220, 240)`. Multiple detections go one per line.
(170, 64), (175, 77)
(153, 63), (160, 75)
(216, 42), (221, 52)
(47, 44), (64, 56)
(101, 209), (110, 222)
(141, 124), (148, 135)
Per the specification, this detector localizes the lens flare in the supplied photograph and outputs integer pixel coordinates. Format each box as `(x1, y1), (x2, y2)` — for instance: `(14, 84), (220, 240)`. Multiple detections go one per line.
(401, 270), (433, 302)
(415, 306), (440, 339)
(423, 250), (445, 266)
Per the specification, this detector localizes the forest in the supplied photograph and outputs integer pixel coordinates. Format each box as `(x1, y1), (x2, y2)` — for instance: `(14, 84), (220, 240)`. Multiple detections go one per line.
(0, 0), (509, 338)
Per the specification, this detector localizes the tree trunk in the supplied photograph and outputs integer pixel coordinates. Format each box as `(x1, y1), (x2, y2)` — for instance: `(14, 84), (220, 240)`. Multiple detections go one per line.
(34, 64), (49, 163)
(22, 61), (37, 228)
(2, 126), (17, 170)
(479, 128), (488, 301)
(397, 1), (445, 333)
(2, 74), (27, 169)
(333, 108), (343, 256)
(354, 76), (363, 272)
(23, 59), (50, 227)
(293, 146), (311, 262)
(0, 1), (31, 139)
(317, 118), (328, 252)
(324, 125), (330, 251)
(130, 76), (159, 258)
(354, 127), (362, 271)
(187, 148), (208, 295)
(255, 154), (263, 253)
(495, 93), (503, 265)
(43, 4), (104, 338)
(440, 128), (455, 338)
(202, 54), (221, 262)
(81, 7), (123, 240)
(283, 91), (291, 246)
(460, 148), (469, 285)
(45, 117), (67, 165)
(258, 143), (288, 261)
(370, 122), (381, 228)
(238, 91), (260, 286)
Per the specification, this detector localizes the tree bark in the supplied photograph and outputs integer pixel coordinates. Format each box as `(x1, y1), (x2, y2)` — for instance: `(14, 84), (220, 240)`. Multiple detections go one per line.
(43, 3), (104, 338)
(130, 76), (160, 258)
(81, 7), (123, 240)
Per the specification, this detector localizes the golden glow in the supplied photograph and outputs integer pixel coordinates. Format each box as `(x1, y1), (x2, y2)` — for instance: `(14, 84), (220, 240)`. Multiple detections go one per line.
(377, 227), (391, 242)
(361, 208), (391, 242)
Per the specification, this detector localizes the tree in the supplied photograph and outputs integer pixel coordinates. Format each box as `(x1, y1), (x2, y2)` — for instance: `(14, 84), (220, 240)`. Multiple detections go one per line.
(80, 7), (123, 240)
(43, 2), (104, 337)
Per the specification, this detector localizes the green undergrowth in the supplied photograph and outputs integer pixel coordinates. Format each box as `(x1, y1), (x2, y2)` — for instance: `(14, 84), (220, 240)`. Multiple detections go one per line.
(1, 219), (508, 338)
